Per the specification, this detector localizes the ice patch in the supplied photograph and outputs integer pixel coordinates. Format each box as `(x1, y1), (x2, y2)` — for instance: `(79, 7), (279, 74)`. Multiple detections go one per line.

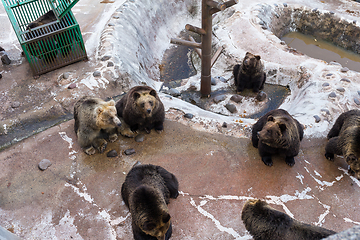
(65, 181), (95, 205)
(59, 132), (73, 149)
(314, 201), (331, 226)
(338, 167), (360, 187)
(344, 217), (360, 225)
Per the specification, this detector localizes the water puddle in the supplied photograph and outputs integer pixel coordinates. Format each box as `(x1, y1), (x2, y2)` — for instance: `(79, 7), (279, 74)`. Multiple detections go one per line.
(282, 32), (360, 71)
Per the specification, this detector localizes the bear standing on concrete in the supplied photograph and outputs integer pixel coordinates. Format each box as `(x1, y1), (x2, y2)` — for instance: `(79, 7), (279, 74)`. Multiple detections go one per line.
(233, 52), (266, 93)
(252, 109), (304, 167)
(116, 86), (165, 134)
(325, 109), (360, 179)
(121, 164), (179, 240)
(74, 96), (121, 155)
(241, 199), (336, 240)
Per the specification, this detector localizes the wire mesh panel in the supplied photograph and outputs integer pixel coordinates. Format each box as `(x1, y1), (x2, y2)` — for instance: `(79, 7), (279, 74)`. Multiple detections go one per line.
(2, 0), (86, 76)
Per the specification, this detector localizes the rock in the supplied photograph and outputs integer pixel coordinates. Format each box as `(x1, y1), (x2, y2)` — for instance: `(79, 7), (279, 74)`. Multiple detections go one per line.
(101, 55), (111, 61)
(168, 88), (180, 97)
(322, 82), (330, 87)
(283, 3), (288, 7)
(11, 101), (20, 108)
(1, 54), (11, 65)
(329, 61), (341, 66)
(113, 15), (120, 19)
(124, 148), (136, 155)
(184, 113), (194, 119)
(336, 87), (345, 93)
(108, 23), (115, 26)
(107, 150), (118, 157)
(68, 83), (77, 89)
(0, 73), (2, 79)
(280, 41), (286, 45)
(261, 25), (268, 30)
(340, 67), (349, 72)
(211, 77), (217, 85)
(340, 78), (351, 83)
(326, 73), (333, 76)
(329, 11), (335, 15)
(230, 95), (243, 103)
(259, 20), (265, 26)
(0, 46), (4, 51)
(218, 76), (227, 83)
(135, 134), (145, 142)
(321, 108), (330, 115)
(353, 20), (357, 24)
(93, 71), (101, 77)
(225, 103), (237, 113)
(107, 61), (114, 67)
(222, 122), (227, 128)
(313, 115), (321, 123)
(63, 72), (70, 79)
(312, 8), (318, 12)
(355, 98), (360, 105)
(255, 91), (267, 101)
(38, 159), (52, 171)
(213, 95), (226, 103)
(329, 92), (337, 98)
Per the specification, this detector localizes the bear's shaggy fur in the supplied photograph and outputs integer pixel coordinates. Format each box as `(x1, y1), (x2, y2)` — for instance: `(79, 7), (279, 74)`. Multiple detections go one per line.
(233, 52), (266, 93)
(241, 199), (336, 240)
(74, 96), (121, 155)
(325, 109), (360, 179)
(27, 10), (57, 30)
(252, 109), (304, 166)
(121, 164), (179, 240)
(116, 86), (165, 134)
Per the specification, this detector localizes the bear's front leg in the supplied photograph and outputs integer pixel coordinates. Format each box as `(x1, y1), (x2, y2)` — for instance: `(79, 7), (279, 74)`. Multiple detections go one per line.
(154, 121), (164, 133)
(261, 156), (273, 166)
(285, 156), (295, 166)
(93, 138), (108, 153)
(108, 133), (118, 142)
(325, 137), (341, 161)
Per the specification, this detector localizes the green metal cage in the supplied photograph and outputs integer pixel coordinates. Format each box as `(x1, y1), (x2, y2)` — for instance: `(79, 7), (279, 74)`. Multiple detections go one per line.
(2, 0), (87, 76)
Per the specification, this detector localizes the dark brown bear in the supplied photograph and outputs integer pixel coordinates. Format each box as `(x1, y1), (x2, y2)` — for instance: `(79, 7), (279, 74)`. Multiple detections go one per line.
(233, 52), (266, 93)
(27, 10), (57, 30)
(116, 86), (165, 134)
(241, 199), (336, 240)
(252, 109), (304, 166)
(325, 109), (360, 179)
(121, 164), (179, 240)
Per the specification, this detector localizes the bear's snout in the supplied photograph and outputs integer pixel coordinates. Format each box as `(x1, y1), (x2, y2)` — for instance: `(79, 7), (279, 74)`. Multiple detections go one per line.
(146, 109), (152, 114)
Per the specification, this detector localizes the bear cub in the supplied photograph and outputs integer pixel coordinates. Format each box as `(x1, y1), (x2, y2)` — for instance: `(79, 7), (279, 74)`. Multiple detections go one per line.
(325, 109), (360, 179)
(121, 164), (179, 240)
(252, 109), (304, 166)
(74, 96), (121, 155)
(116, 86), (165, 134)
(241, 199), (336, 240)
(233, 52), (266, 93)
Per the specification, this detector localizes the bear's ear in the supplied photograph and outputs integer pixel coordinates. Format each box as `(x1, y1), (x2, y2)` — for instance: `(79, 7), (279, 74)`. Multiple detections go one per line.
(255, 55), (261, 60)
(133, 92), (141, 100)
(162, 213), (171, 223)
(108, 100), (115, 106)
(267, 115), (274, 122)
(149, 89), (157, 97)
(278, 123), (287, 132)
(142, 221), (156, 231)
(96, 106), (104, 114)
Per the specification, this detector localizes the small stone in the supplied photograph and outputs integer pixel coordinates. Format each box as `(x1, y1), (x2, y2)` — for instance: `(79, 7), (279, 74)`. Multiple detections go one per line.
(283, 3), (287, 7)
(329, 61), (341, 66)
(63, 72), (70, 79)
(38, 159), (52, 171)
(107, 61), (114, 67)
(168, 88), (180, 97)
(259, 20), (265, 26)
(353, 20), (357, 24)
(341, 78), (351, 83)
(107, 150), (118, 157)
(312, 8), (318, 12)
(11, 101), (20, 108)
(355, 98), (360, 105)
(274, 3), (278, 7)
(68, 83), (77, 89)
(113, 15), (120, 19)
(329, 92), (337, 98)
(211, 77), (217, 85)
(329, 11), (335, 15)
(1, 54), (11, 65)
(184, 113), (194, 119)
(0, 46), (4, 51)
(108, 23), (115, 26)
(0, 73), (2, 79)
(93, 71), (101, 77)
(255, 91), (267, 102)
(230, 95), (243, 103)
(101, 55), (111, 61)
(280, 41), (286, 45)
(358, 91), (360, 96)
(340, 67), (349, 72)
(135, 134), (145, 142)
(322, 82), (330, 87)
(261, 26), (268, 30)
(313, 115), (321, 123)
(225, 103), (237, 113)
(218, 76), (227, 83)
(124, 148), (136, 155)
(326, 73), (333, 76)
(321, 108), (330, 115)
(336, 87), (345, 93)
(222, 122), (227, 128)
(214, 95), (226, 103)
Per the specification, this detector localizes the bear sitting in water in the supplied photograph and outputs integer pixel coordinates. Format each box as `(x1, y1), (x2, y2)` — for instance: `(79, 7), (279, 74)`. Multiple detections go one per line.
(252, 109), (304, 166)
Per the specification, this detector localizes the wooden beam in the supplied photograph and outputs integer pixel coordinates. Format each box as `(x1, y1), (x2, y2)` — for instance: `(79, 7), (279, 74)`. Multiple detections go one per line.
(170, 38), (202, 49)
(211, 47), (222, 67)
(185, 24), (206, 35)
(189, 35), (202, 58)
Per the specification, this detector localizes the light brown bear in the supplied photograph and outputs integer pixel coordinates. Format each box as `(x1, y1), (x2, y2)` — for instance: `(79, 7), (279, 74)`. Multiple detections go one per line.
(116, 86), (165, 135)
(252, 109), (304, 167)
(325, 109), (360, 179)
(74, 96), (121, 155)
(241, 199), (336, 240)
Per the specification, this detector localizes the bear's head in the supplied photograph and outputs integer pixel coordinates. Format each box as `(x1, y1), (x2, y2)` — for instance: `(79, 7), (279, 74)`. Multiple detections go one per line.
(346, 154), (360, 179)
(95, 100), (121, 129)
(242, 52), (261, 72)
(258, 115), (289, 148)
(133, 89), (158, 118)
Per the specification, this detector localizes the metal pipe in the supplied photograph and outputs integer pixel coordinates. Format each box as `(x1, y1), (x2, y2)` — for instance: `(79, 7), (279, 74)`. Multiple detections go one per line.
(201, 0), (212, 97)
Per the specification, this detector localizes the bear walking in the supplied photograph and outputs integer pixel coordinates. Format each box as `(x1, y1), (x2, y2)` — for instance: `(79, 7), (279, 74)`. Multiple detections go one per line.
(233, 52), (266, 93)
(325, 109), (360, 179)
(121, 164), (179, 240)
(252, 109), (304, 166)
(74, 96), (121, 155)
(241, 199), (336, 240)
(116, 86), (165, 135)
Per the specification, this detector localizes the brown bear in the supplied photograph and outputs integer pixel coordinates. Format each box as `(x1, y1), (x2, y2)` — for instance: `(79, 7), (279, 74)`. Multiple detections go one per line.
(241, 199), (336, 240)
(233, 52), (266, 93)
(325, 109), (360, 179)
(116, 86), (165, 135)
(27, 10), (57, 30)
(121, 164), (179, 240)
(252, 109), (304, 166)
(74, 96), (121, 155)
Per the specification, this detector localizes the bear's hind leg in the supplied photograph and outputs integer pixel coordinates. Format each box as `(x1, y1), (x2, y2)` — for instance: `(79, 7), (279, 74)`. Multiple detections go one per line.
(285, 156), (295, 166)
